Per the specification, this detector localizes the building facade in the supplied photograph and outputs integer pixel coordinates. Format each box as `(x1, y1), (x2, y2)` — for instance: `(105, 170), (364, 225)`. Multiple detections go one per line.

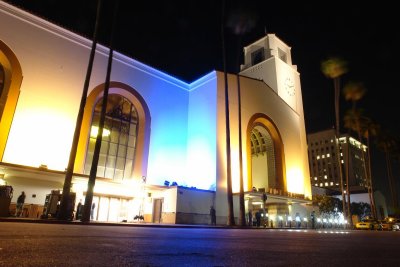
(307, 129), (391, 220)
(0, 2), (312, 225)
(307, 129), (369, 193)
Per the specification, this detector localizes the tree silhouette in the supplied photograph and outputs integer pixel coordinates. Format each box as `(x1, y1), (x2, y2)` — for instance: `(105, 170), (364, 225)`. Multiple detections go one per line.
(226, 3), (257, 227)
(321, 57), (348, 221)
(58, 0), (102, 220)
(375, 129), (399, 215)
(220, 0), (234, 226)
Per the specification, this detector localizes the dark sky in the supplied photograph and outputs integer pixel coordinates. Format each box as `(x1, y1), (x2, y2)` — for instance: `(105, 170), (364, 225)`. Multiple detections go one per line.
(4, 0), (400, 204)
(6, 0), (399, 134)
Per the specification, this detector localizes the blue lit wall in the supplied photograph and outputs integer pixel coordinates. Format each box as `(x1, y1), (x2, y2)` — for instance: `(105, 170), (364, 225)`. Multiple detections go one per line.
(104, 57), (192, 187)
(103, 56), (217, 189)
(187, 72), (217, 190)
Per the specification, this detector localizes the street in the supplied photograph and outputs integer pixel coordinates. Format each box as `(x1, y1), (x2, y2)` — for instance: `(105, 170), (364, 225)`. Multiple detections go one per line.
(1, 222), (399, 266)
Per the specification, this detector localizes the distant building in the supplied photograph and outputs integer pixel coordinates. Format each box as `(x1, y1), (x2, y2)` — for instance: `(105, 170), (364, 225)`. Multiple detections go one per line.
(307, 129), (369, 194)
(0, 2), (312, 225)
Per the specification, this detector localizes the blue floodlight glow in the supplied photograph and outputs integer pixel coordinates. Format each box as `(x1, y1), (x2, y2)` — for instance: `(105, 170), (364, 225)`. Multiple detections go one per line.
(144, 71), (217, 190)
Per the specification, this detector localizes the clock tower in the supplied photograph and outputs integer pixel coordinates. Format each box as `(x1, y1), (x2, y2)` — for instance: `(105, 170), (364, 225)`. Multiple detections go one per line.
(240, 34), (300, 112)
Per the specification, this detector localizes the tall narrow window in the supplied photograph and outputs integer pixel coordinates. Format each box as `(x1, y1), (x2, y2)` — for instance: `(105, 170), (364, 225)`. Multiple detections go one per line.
(251, 48), (265, 66)
(84, 94), (138, 180)
(278, 48), (287, 63)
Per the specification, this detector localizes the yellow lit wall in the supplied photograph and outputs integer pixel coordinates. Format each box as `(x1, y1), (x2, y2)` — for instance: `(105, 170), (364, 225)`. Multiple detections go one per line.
(215, 68), (312, 218)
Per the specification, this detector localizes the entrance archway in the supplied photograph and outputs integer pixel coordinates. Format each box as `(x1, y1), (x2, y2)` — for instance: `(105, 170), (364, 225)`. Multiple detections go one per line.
(245, 113), (287, 226)
(246, 113), (286, 193)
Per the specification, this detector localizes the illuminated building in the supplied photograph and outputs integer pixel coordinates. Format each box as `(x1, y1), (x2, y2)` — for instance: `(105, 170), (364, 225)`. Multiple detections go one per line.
(0, 2), (311, 225)
(307, 129), (392, 219)
(307, 129), (369, 193)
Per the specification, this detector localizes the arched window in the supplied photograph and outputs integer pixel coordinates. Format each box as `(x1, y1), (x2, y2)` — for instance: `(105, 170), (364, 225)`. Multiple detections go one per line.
(250, 126), (276, 190)
(84, 94), (138, 180)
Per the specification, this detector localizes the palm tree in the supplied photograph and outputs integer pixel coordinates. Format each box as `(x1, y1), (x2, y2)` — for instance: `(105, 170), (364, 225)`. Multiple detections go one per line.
(58, 0), (103, 220)
(342, 110), (353, 220)
(364, 121), (380, 218)
(226, 4), (257, 227)
(321, 57), (348, 221)
(375, 129), (399, 214)
(343, 108), (377, 218)
(390, 136), (400, 215)
(342, 81), (366, 218)
(221, 0), (235, 226)
(81, 0), (119, 222)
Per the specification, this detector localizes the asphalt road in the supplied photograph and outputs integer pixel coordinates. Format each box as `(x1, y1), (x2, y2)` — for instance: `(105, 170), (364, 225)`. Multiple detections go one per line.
(1, 222), (399, 266)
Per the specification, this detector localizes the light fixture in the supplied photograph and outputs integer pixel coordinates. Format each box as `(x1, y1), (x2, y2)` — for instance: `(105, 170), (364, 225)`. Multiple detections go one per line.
(90, 126), (110, 138)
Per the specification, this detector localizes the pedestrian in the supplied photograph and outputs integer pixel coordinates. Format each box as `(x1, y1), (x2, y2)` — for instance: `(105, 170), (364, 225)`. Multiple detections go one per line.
(91, 202), (95, 220)
(311, 211), (315, 229)
(255, 210), (261, 227)
(76, 199), (83, 220)
(210, 206), (216, 225)
(248, 210), (253, 226)
(15, 191), (26, 217)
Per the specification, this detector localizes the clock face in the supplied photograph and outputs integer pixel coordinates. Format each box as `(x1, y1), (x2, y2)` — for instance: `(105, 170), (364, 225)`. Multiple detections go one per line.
(284, 77), (295, 96)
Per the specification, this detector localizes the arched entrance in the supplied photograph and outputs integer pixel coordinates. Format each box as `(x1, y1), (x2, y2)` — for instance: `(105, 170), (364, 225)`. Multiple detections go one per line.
(250, 125), (276, 191)
(245, 113), (287, 226)
(246, 113), (286, 192)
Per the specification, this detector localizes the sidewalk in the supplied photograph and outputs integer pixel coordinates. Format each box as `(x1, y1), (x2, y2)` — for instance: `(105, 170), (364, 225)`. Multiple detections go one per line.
(0, 216), (231, 229)
(1, 216), (339, 230)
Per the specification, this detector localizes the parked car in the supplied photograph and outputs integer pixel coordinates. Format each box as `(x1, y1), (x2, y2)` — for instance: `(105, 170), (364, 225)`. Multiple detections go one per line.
(379, 220), (393, 231)
(382, 217), (400, 231)
(355, 218), (381, 230)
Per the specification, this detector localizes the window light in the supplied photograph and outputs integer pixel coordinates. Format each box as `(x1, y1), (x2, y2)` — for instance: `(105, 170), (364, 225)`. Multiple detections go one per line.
(90, 126), (110, 138)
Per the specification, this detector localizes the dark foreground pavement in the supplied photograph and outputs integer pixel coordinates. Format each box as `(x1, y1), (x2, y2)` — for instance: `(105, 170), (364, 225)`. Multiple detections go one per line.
(1, 220), (400, 266)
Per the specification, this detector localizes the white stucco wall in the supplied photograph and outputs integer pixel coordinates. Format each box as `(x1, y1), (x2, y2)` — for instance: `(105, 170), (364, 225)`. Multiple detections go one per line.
(0, 2), (194, 188)
(176, 187), (215, 214)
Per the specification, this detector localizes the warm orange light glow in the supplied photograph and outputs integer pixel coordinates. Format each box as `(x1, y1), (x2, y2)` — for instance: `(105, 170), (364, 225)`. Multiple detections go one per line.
(286, 167), (304, 194)
(231, 148), (240, 193)
(72, 178), (137, 198)
(3, 108), (74, 170)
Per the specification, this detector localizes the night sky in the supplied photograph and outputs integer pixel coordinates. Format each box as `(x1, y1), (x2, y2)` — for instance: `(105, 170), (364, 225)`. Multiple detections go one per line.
(4, 1), (400, 204)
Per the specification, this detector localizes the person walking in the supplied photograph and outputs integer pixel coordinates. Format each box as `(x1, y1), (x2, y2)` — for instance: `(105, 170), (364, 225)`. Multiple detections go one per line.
(15, 191), (26, 217)
(255, 210), (261, 227)
(76, 199), (83, 220)
(90, 202), (96, 220)
(210, 206), (216, 225)
(248, 210), (253, 226)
